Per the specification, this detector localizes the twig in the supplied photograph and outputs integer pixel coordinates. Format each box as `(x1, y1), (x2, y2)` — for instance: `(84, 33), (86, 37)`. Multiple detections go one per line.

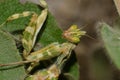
(113, 0), (120, 16)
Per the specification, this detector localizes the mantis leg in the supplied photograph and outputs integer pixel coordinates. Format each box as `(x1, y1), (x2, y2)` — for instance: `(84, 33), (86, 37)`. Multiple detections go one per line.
(0, 11), (36, 28)
(22, 0), (48, 58)
(22, 9), (48, 58)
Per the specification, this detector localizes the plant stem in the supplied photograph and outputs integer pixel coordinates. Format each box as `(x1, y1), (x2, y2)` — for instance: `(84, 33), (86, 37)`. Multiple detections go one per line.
(113, 0), (120, 16)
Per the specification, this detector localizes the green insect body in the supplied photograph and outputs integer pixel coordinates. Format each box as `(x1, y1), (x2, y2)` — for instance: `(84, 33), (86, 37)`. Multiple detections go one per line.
(26, 42), (76, 72)
(26, 42), (75, 61)
(25, 42), (75, 80)
(26, 42), (61, 61)
(22, 9), (48, 57)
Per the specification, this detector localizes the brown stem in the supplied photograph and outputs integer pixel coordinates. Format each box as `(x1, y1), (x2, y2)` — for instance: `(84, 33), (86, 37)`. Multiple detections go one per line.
(113, 0), (120, 16)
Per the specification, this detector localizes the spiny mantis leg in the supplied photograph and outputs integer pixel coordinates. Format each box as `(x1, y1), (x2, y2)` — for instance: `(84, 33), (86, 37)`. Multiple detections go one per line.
(25, 43), (76, 80)
(0, 11), (37, 45)
(0, 11), (37, 46)
(22, 9), (48, 58)
(21, 0), (48, 57)
(22, 0), (48, 58)
(0, 11), (37, 28)
(55, 42), (75, 70)
(0, 11), (36, 42)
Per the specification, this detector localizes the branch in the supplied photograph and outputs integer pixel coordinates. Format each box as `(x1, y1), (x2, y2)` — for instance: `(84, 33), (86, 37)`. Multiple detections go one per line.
(113, 0), (120, 16)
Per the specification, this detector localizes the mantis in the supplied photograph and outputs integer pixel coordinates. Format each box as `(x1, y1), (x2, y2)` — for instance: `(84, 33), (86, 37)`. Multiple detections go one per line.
(0, 0), (86, 80)
(24, 24), (86, 79)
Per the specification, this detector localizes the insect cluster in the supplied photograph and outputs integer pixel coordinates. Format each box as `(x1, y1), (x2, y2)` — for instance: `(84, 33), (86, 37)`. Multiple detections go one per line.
(0, 0), (86, 80)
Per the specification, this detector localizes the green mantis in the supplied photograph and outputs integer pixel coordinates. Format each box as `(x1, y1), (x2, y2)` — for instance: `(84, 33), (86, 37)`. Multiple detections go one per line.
(24, 24), (86, 79)
(0, 0), (86, 80)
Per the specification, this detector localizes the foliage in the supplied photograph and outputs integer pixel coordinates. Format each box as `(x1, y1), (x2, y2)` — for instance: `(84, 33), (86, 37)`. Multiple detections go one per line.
(0, 29), (26, 80)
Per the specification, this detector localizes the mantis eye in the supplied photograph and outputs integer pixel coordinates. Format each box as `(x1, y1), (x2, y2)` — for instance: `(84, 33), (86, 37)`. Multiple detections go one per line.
(63, 25), (86, 43)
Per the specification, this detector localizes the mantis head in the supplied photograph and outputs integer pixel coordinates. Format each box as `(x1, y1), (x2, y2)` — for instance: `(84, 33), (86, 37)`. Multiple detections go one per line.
(63, 25), (86, 43)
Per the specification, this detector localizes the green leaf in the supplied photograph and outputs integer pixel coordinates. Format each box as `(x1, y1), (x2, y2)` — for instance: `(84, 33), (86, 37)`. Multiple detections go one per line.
(68, 62), (79, 80)
(63, 53), (79, 80)
(0, 30), (26, 80)
(100, 23), (120, 69)
(38, 13), (65, 46)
